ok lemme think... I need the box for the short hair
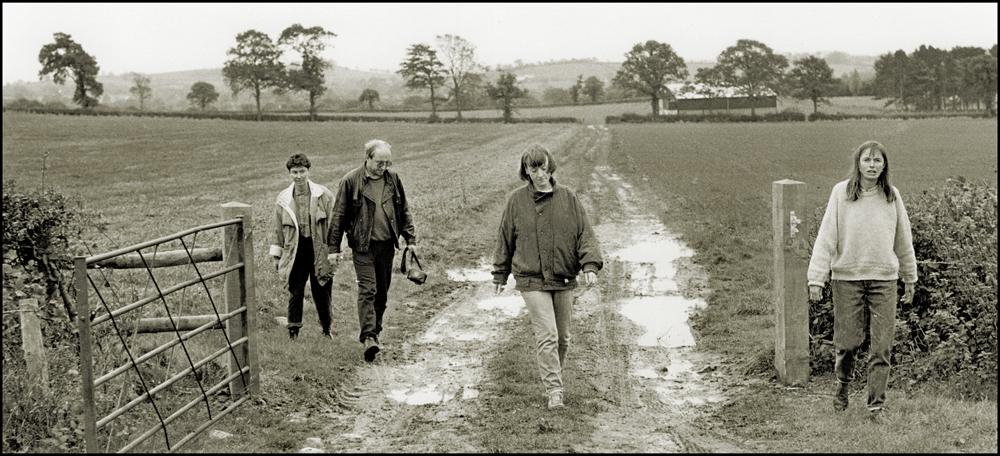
[518,144,556,182]
[846,140,895,203]
[365,139,391,159]
[286,153,310,170]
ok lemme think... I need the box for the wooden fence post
[75,256,97,453]
[772,180,810,386]
[222,202,258,398]
[19,298,49,395]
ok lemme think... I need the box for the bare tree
[436,34,484,120]
[129,73,152,111]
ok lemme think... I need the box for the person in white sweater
[807,140,917,423]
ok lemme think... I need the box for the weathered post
[75,256,97,453]
[772,180,810,386]
[222,202,259,398]
[19,298,49,395]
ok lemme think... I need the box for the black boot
[833,380,849,411]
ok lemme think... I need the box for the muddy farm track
[271,126,756,453]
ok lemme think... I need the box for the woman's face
[527,158,551,187]
[858,148,885,183]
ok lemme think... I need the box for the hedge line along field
[608,118,998,360]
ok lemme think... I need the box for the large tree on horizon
[705,39,788,116]
[222,29,284,121]
[186,81,220,111]
[398,43,446,120]
[485,72,527,123]
[612,40,688,116]
[37,32,104,108]
[276,24,336,121]
[788,56,838,114]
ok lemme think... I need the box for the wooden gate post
[19,298,49,395]
[772,180,810,386]
[75,256,97,453]
[222,202,259,398]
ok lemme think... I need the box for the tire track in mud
[289,125,750,453]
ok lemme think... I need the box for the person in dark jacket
[330,140,418,362]
[492,143,603,409]
[270,153,339,340]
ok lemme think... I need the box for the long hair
[518,143,557,182]
[846,140,894,203]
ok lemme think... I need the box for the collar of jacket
[276,179,325,208]
[348,165,399,202]
[526,177,558,199]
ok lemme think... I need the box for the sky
[3,2,997,84]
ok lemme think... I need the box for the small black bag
[401,246,427,285]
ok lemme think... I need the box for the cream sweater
[808,180,918,287]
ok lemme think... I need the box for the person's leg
[832,280,866,382]
[352,248,378,343]
[522,290,562,396]
[286,237,311,334]
[832,280,866,410]
[308,267,333,335]
[865,280,897,412]
[371,241,395,340]
[552,290,574,369]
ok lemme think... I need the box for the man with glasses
[330,139,418,362]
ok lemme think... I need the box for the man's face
[365,146,392,178]
[289,166,310,185]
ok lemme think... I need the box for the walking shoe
[547,390,565,409]
[869,408,888,423]
[288,327,299,340]
[322,329,334,341]
[833,381,849,412]
[363,337,380,362]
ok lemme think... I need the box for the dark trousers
[353,240,395,343]
[832,279,896,411]
[287,235,332,331]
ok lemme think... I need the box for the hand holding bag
[401,245,427,285]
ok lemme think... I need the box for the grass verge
[608,120,997,453]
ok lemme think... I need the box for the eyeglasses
[370,160,393,169]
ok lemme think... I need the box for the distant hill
[3,52,876,111]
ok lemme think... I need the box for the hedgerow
[0,107,579,124]
[3,179,97,452]
[807,177,997,400]
[606,110,807,123]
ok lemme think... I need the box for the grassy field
[4,112,996,452]
[608,119,997,452]
[2,111,581,452]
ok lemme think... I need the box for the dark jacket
[493,179,603,291]
[330,165,416,254]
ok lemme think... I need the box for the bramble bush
[3,179,96,452]
[807,177,997,400]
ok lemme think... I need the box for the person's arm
[493,196,516,293]
[322,187,341,262]
[270,202,285,270]
[808,187,840,300]
[328,177,350,256]
[393,173,417,249]
[893,187,917,304]
[573,193,603,284]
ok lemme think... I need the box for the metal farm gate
[72,203,258,452]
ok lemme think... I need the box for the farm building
[659,83,777,116]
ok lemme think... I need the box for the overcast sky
[3,2,997,84]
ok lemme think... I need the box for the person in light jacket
[493,144,604,410]
[270,154,339,341]
[808,140,917,423]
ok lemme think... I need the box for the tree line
[33,31,998,120]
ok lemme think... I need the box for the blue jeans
[352,240,395,343]
[522,290,573,394]
[832,280,896,411]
